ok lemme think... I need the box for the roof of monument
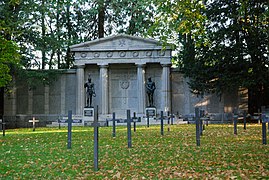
[70,34,171,52]
[71,34,172,65]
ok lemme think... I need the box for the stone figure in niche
[84,74,96,107]
[146,77,156,107]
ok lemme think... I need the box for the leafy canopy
[0,36,20,87]
[150,0,268,98]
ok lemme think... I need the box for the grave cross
[170,114,175,125]
[106,112,123,137]
[127,110,132,148]
[233,114,238,135]
[195,108,200,146]
[167,111,170,132]
[112,112,116,137]
[158,111,172,135]
[243,111,247,130]
[28,117,39,131]
[131,112,141,132]
[91,106,101,171]
[0,119,6,136]
[67,110,72,149]
[261,114,268,145]
[146,111,150,127]
[160,111,164,136]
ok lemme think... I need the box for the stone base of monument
[145,107,157,118]
[83,107,94,125]
[47,115,83,127]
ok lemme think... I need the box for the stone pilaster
[4,78,16,116]
[161,64,171,112]
[44,85,49,114]
[60,75,66,114]
[136,63,146,114]
[28,87,33,115]
[99,64,109,114]
[76,65,85,115]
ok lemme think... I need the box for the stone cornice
[74,50,170,60]
[72,34,172,66]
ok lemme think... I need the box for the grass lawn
[0,123,268,179]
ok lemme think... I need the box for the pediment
[70,34,167,52]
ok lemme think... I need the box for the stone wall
[171,69,241,116]
[3,68,244,128]
[3,70,77,128]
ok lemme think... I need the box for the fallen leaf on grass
[113,172,121,179]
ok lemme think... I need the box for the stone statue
[84,74,96,107]
[146,77,156,107]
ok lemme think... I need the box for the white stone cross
[29,117,39,131]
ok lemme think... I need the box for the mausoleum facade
[3,34,245,128]
[71,34,172,118]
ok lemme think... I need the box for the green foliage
[149,0,206,47]
[1,0,156,70]
[0,124,268,179]
[0,36,20,87]
[151,0,268,98]
[16,69,63,89]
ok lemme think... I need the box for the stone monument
[84,74,96,108]
[71,34,172,118]
[145,77,157,118]
[83,74,95,123]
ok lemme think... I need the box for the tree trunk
[98,0,105,38]
[56,0,61,69]
[66,1,72,68]
[41,0,46,69]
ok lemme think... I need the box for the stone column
[28,87,33,115]
[99,64,109,114]
[44,85,49,114]
[60,75,66,114]
[136,63,146,114]
[161,64,171,112]
[7,85,17,116]
[76,65,85,115]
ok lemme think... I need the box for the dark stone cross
[167,111,170,132]
[261,114,268,145]
[195,107,200,146]
[243,111,247,130]
[84,106,107,171]
[158,111,173,135]
[67,110,72,149]
[132,112,137,132]
[233,114,238,135]
[112,112,116,137]
[146,111,150,127]
[200,114,209,131]
[0,118,6,136]
[90,106,104,171]
[160,111,164,136]
[199,110,204,136]
[158,111,172,135]
[106,112,121,137]
[127,110,132,148]
[28,117,39,131]
[170,113,175,125]
[131,112,141,132]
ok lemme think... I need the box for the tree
[151,0,268,113]
[0,36,20,87]
[0,0,21,87]
[2,0,156,71]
